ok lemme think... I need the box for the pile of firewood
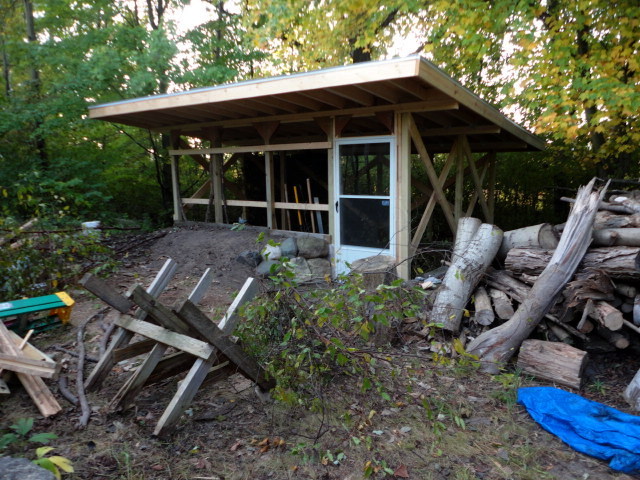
[428,179,640,410]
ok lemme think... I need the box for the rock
[280,237,298,258]
[0,457,56,480]
[261,244,282,261]
[297,237,328,259]
[256,260,281,277]
[307,258,332,279]
[236,250,262,268]
[289,257,312,281]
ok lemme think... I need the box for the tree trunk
[467,178,607,373]
[22,0,47,168]
[505,246,640,279]
[517,339,587,390]
[498,223,559,258]
[433,221,503,333]
[452,217,481,262]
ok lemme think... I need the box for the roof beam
[390,79,439,100]
[157,98,460,133]
[326,85,375,106]
[248,96,301,114]
[357,82,404,104]
[421,125,501,137]
[277,92,326,110]
[170,141,331,156]
[299,90,347,109]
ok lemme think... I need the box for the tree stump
[350,255,398,345]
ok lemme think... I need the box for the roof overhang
[89,56,545,153]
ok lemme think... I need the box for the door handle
[335,201,339,213]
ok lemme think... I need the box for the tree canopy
[0,0,637,228]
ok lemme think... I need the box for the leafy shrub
[0,418,73,479]
[0,219,114,298]
[237,263,427,407]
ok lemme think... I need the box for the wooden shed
[89,55,544,279]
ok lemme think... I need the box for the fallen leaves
[394,463,410,478]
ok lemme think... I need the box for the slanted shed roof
[89,56,544,153]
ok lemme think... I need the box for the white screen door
[334,136,395,274]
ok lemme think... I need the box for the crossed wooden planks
[81,262,270,436]
[0,321,61,416]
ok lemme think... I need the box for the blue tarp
[517,386,640,474]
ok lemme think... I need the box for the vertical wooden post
[265,151,276,229]
[169,131,184,222]
[279,151,287,229]
[454,137,465,223]
[327,117,335,240]
[487,151,497,224]
[212,153,223,223]
[203,127,223,223]
[395,112,411,280]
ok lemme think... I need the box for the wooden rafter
[170,141,331,156]
[422,125,501,137]
[157,98,459,133]
[300,89,347,109]
[357,82,404,104]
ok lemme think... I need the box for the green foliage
[238,263,426,406]
[33,447,74,480]
[0,218,114,298]
[0,418,58,451]
[0,417,73,479]
[491,370,525,408]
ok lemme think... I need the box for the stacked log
[427,182,640,399]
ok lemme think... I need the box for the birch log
[505,246,640,279]
[451,217,481,262]
[498,223,559,258]
[624,369,640,411]
[467,178,607,373]
[433,220,503,333]
[473,286,494,326]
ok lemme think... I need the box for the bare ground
[1,223,639,480]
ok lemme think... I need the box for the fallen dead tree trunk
[505,246,640,279]
[432,219,503,333]
[467,178,607,373]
